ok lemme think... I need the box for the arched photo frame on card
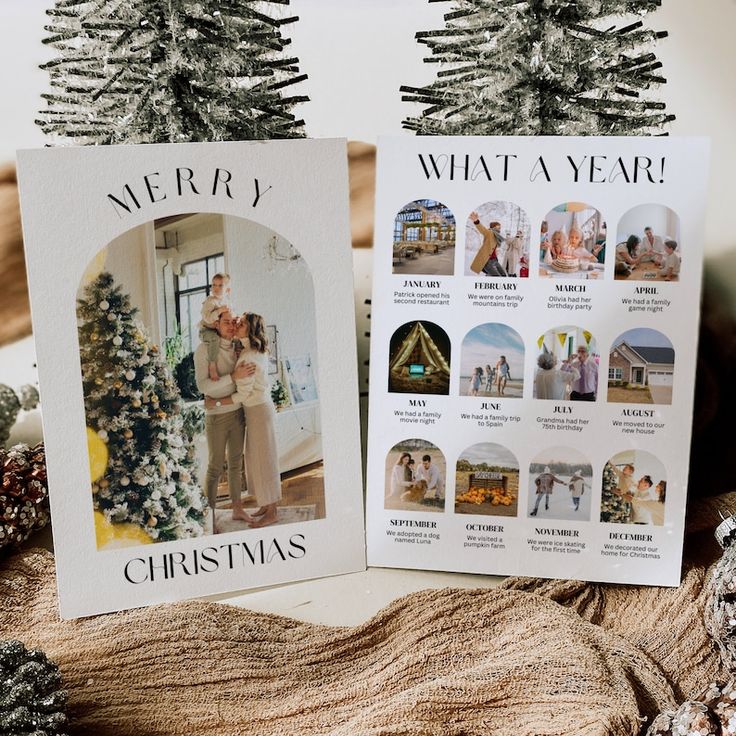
[17,139,365,618]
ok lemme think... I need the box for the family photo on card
[17,140,365,617]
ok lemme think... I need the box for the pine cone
[0,640,69,736]
[0,443,49,551]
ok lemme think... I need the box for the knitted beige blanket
[1,494,733,736]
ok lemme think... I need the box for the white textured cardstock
[17,139,365,618]
[366,135,709,587]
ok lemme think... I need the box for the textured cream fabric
[1,549,678,735]
[2,498,734,735]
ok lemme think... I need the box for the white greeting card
[17,139,365,618]
[366,136,709,587]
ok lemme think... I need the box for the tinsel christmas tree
[0,640,68,736]
[38,0,309,144]
[599,461,631,524]
[78,272,206,542]
[402,0,674,136]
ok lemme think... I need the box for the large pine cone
[0,443,49,551]
[0,639,68,736]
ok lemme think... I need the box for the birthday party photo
[538,202,606,279]
[79,213,325,550]
[533,325,600,402]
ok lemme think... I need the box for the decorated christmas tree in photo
[599,461,631,524]
[78,272,207,543]
[402,0,674,136]
[38,0,309,144]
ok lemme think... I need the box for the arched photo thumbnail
[528,447,593,521]
[385,439,446,512]
[608,328,674,405]
[393,199,456,275]
[388,321,451,395]
[534,326,599,402]
[600,450,666,526]
[539,202,606,279]
[465,200,530,278]
[454,443,519,517]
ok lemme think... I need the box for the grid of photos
[384,439,446,512]
[460,323,524,398]
[392,199,456,276]
[608,328,675,405]
[465,201,530,277]
[615,204,681,282]
[539,202,606,279]
[600,450,666,526]
[80,213,325,550]
[534,326,600,401]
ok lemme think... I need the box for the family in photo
[527,448,593,521]
[460,323,524,399]
[615,204,681,282]
[385,439,446,512]
[465,201,530,278]
[80,212,326,550]
[539,203,606,279]
[600,450,666,526]
[195,282,282,532]
[534,327,599,401]
[468,357,511,396]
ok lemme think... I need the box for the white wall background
[2,0,735,262]
[223,214,318,368]
[617,205,680,244]
[96,225,156,334]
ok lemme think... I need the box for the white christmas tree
[38,0,309,143]
[78,272,207,541]
[402,0,674,136]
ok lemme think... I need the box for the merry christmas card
[17,139,365,618]
[366,135,709,587]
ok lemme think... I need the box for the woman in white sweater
[207,312,282,528]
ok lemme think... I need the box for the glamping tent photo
[388,321,451,395]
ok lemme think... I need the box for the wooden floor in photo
[207,461,326,534]
[615,261,679,282]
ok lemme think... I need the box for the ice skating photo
[608,328,675,405]
[600,450,666,526]
[527,447,593,521]
[79,213,326,550]
[539,202,606,279]
[614,204,681,282]
[465,201,530,278]
[459,323,524,398]
[384,439,446,513]
[454,443,519,518]
[392,199,456,276]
